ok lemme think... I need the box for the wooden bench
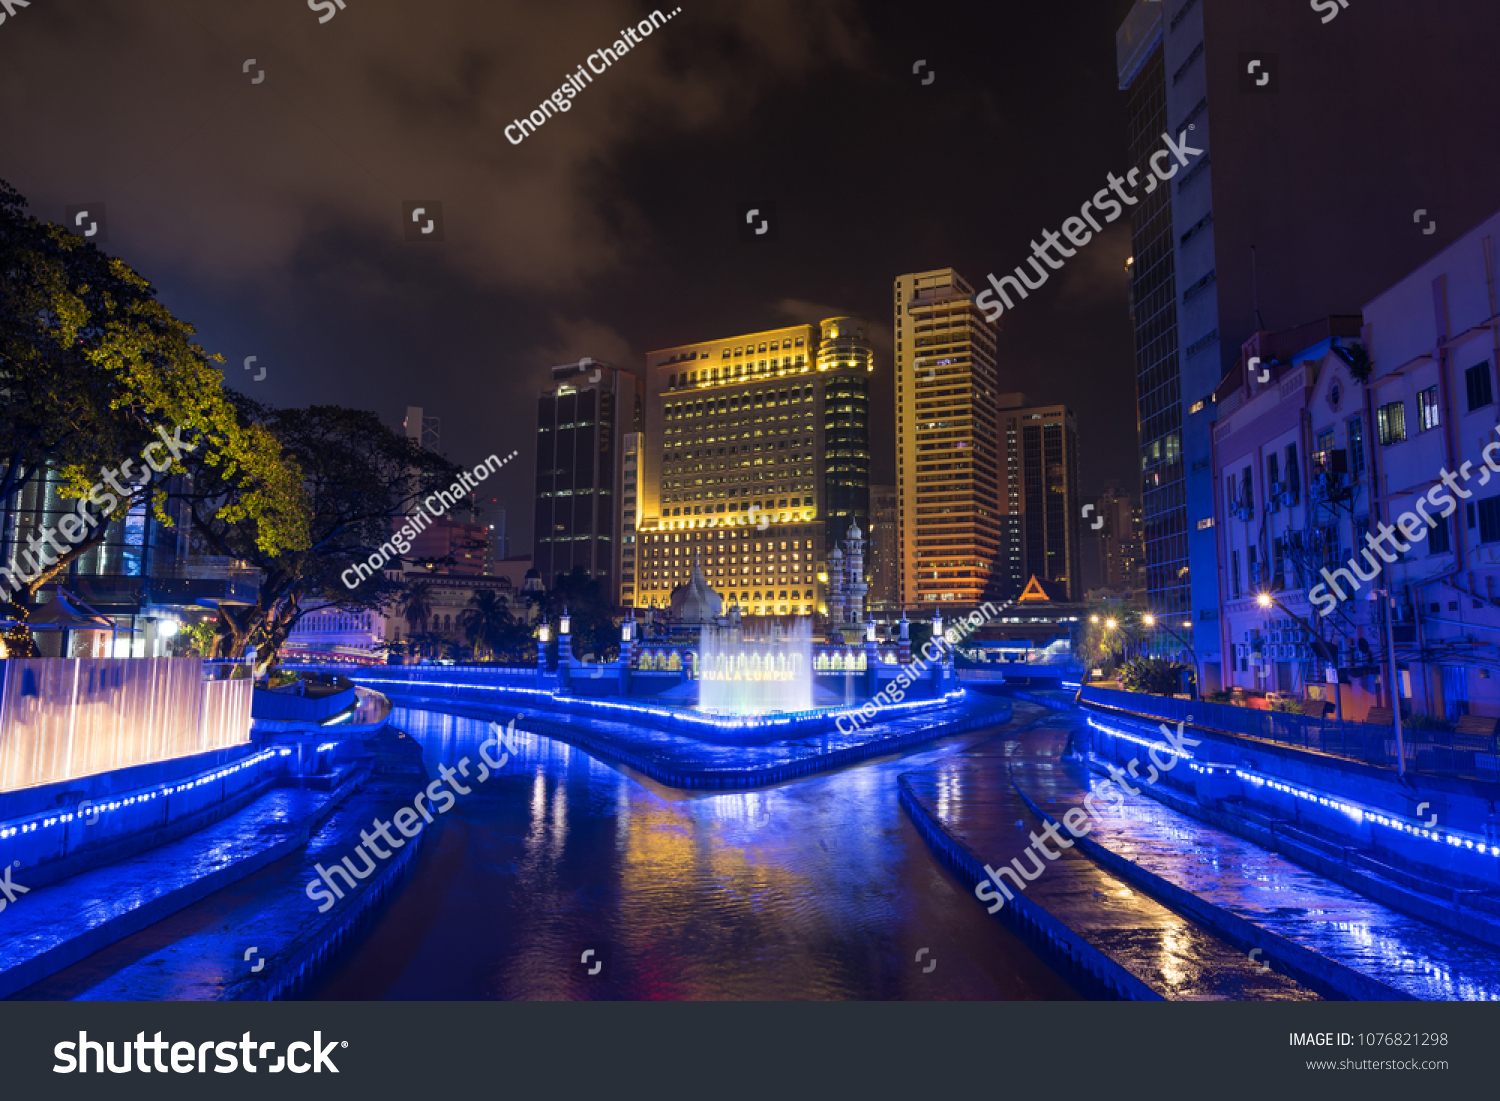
[1365,706,1393,726]
[1300,700,1332,719]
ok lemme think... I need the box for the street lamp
[1255,590,1343,721]
[1143,611,1200,699]
[1370,588,1407,777]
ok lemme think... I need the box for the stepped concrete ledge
[11,728,429,1001]
[0,772,362,1000]
[1008,733,1500,1001]
[383,690,1010,790]
[899,716,1318,1001]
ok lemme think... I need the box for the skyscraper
[1113,0,1500,688]
[632,318,874,616]
[867,483,899,612]
[1012,401,1082,601]
[533,361,642,603]
[894,268,1002,613]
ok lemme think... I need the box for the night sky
[1,0,1142,554]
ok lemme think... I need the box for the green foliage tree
[1119,655,1190,696]
[460,589,523,661]
[171,402,463,665]
[0,179,310,654]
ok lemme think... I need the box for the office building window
[1376,401,1406,446]
[1348,415,1365,475]
[1466,362,1493,411]
[1479,496,1500,545]
[1418,385,1440,431]
[1429,514,1451,555]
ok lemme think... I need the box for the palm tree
[399,581,434,653]
[459,590,512,661]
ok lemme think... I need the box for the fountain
[697,618,814,715]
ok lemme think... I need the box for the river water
[307,704,1080,1000]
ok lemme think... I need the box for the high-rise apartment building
[533,362,642,603]
[619,431,641,606]
[1013,402,1082,601]
[1095,480,1144,591]
[895,268,1002,612]
[1113,0,1500,689]
[632,318,874,616]
[867,484,899,612]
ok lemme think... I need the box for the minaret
[827,544,847,625]
[844,519,867,625]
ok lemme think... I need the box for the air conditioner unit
[1279,488,1298,508]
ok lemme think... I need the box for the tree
[171,402,463,665]
[459,589,513,660]
[539,566,618,663]
[1119,656,1190,696]
[0,179,310,654]
[1078,598,1147,671]
[399,579,435,639]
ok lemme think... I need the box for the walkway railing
[1078,686,1500,784]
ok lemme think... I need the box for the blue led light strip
[1087,715,1499,856]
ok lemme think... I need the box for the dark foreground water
[307,705,1080,1000]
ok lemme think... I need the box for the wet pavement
[1007,728,1500,1001]
[900,720,1319,1001]
[0,785,338,997]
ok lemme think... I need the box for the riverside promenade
[899,707,1317,1001]
[904,697,1500,1000]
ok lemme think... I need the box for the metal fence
[1078,686,1500,783]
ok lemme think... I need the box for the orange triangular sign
[1018,575,1050,603]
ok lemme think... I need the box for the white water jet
[697,619,814,715]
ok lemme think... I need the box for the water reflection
[307,707,1078,1001]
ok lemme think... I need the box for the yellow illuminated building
[895,268,1003,612]
[632,318,875,616]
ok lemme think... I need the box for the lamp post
[1370,587,1406,777]
[1142,613,1200,699]
[537,622,550,671]
[1256,590,1345,721]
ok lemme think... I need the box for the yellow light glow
[1105,618,1117,629]
[1256,593,1273,608]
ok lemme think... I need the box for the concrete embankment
[1080,695,1500,950]
[898,715,1318,1002]
[1000,712,1500,1000]
[3,728,427,1002]
[380,688,1009,789]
